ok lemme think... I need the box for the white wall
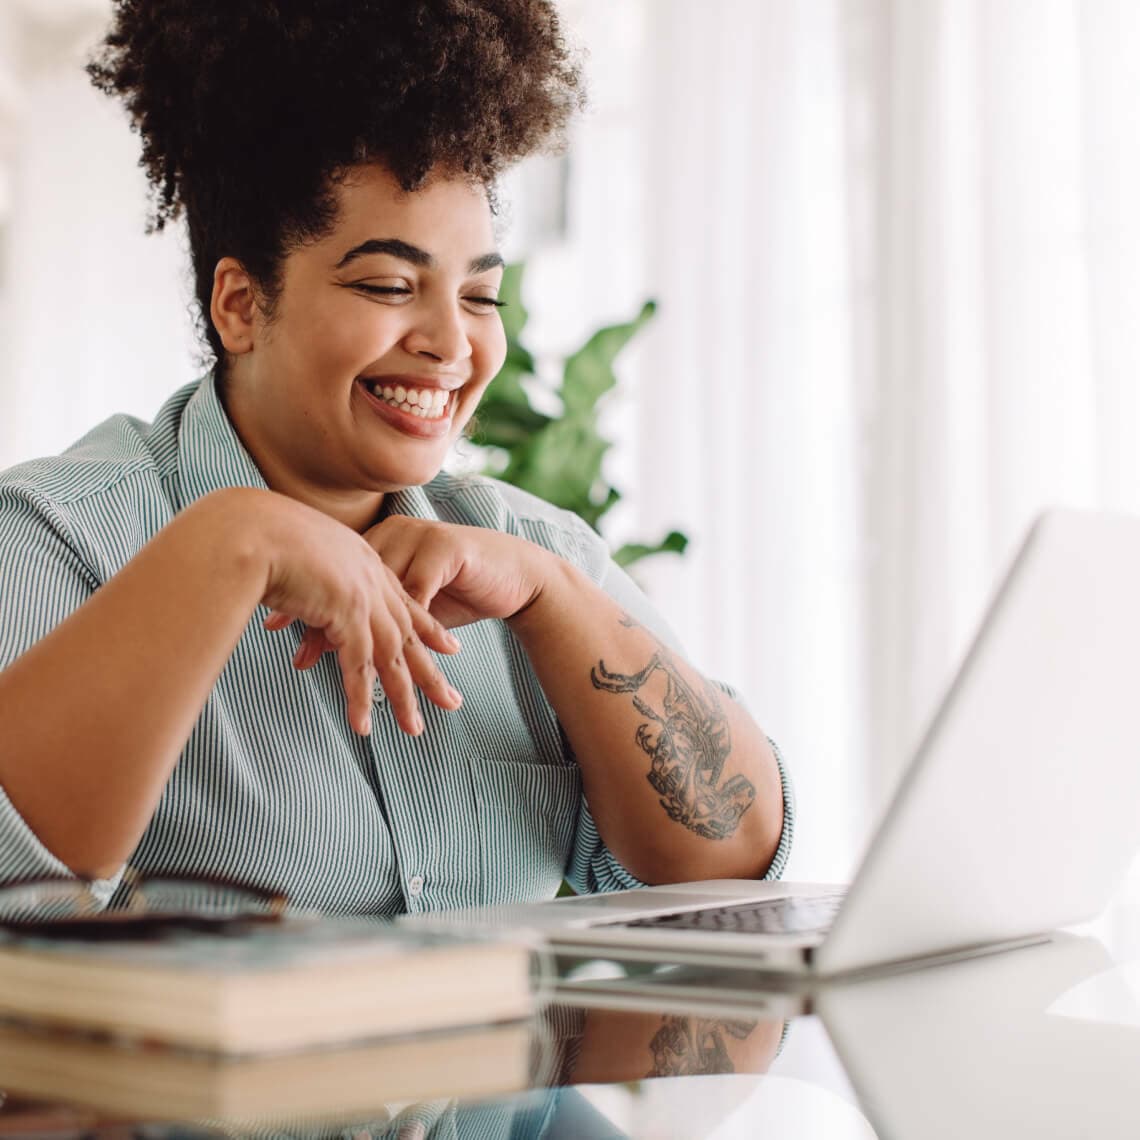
[0,1,197,470]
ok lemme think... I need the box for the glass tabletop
[5,878,1140,1139]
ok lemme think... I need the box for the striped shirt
[0,373,793,912]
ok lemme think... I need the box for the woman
[0,0,792,914]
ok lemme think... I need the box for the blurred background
[2,0,1140,881]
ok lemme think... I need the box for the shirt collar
[176,370,270,510]
[380,482,439,522]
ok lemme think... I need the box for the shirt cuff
[763,735,796,880]
[566,793,648,895]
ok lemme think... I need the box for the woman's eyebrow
[336,238,430,269]
[335,238,503,275]
[468,252,505,274]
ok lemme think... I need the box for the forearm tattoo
[646,1016,758,1078]
[590,616,756,838]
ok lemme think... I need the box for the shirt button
[372,678,386,703]
[407,874,425,898]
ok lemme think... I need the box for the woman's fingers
[333,625,377,737]
[371,602,462,729]
[293,625,330,669]
[408,596,462,656]
[263,532,462,735]
[366,518,458,612]
[400,550,449,610]
[372,630,424,736]
[403,634,463,711]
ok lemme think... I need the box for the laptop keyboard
[600,891,846,936]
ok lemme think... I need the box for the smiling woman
[216,169,510,524]
[0,0,793,917]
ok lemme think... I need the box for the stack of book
[0,915,543,1129]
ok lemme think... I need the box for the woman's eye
[354,284,412,298]
[351,283,505,311]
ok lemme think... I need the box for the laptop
[400,509,1140,978]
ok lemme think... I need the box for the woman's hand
[255,494,464,737]
[361,516,557,629]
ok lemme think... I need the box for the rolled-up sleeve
[0,482,124,897]
[565,793,648,895]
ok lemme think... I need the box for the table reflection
[0,1000,790,1139]
[5,929,1140,1138]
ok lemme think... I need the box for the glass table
[4,876,1140,1138]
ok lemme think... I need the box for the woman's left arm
[364,516,786,886]
[507,555,785,885]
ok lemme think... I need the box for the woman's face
[222,164,507,528]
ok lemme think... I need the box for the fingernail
[446,630,461,649]
[413,711,425,735]
[448,685,463,706]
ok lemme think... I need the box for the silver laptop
[401,509,1140,978]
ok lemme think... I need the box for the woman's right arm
[0,487,461,881]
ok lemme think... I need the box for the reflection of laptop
[402,510,1140,977]
[817,931,1140,1138]
[553,932,1140,1138]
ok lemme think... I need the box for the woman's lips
[355,378,455,439]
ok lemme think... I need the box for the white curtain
[628,0,865,880]
[856,0,1140,811]
[623,0,1140,877]
[5,0,1140,880]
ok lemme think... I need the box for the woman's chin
[365,451,449,492]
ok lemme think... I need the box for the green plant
[470,263,688,568]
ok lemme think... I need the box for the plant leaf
[578,485,622,532]
[498,263,530,345]
[502,418,611,517]
[561,300,657,417]
[614,530,689,568]
[482,354,535,411]
[470,398,552,449]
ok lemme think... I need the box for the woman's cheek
[300,295,384,363]
[484,323,508,375]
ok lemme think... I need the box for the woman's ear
[210,257,258,354]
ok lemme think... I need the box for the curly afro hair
[88,0,583,364]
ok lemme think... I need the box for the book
[0,916,538,1054]
[0,1018,538,1127]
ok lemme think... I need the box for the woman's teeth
[368,382,450,419]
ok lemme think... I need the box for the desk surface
[6,878,1140,1138]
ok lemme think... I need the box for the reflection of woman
[0,0,793,912]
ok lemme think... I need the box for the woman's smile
[354,375,458,440]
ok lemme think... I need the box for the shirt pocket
[466,756,581,906]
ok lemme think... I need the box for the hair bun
[87,0,583,361]
[89,0,583,230]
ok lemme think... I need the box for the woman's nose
[403,300,471,365]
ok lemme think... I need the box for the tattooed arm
[563,1008,784,1086]
[508,557,786,884]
